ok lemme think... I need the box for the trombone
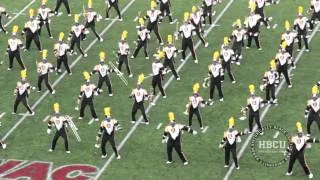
[109,61,128,86]
[65,115,81,142]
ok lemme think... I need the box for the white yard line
[1,0,137,142]
[202,126,209,133]
[272,24,277,29]
[88,119,95,125]
[94,0,236,179]
[42,115,50,122]
[223,23,320,180]
[4,0,36,27]
[156,123,162,130]
[0,112,6,127]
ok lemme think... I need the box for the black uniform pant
[297,31,309,50]
[160,3,173,22]
[307,112,320,135]
[287,152,311,175]
[163,58,179,79]
[265,84,275,101]
[225,144,238,167]
[152,75,165,96]
[232,41,242,61]
[195,27,206,45]
[14,95,33,113]
[182,37,197,60]
[54,0,71,14]
[147,22,163,43]
[310,12,320,30]
[101,133,119,156]
[247,31,261,48]
[202,5,212,24]
[133,40,148,58]
[222,61,235,81]
[9,51,25,69]
[39,20,52,37]
[0,15,6,32]
[188,107,202,127]
[80,98,98,119]
[97,75,112,94]
[248,110,262,132]
[57,54,71,73]
[85,22,101,40]
[277,65,291,85]
[106,2,121,18]
[70,36,85,56]
[38,74,53,92]
[255,8,269,27]
[131,102,148,122]
[210,76,223,99]
[51,129,69,151]
[285,43,294,56]
[167,139,187,163]
[25,32,42,51]
[118,55,131,75]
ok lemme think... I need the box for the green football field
[1,0,320,179]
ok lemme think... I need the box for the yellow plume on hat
[42,0,47,5]
[193,83,200,93]
[53,103,60,113]
[156,51,165,60]
[151,0,157,9]
[29,9,34,17]
[236,18,241,28]
[104,107,111,116]
[296,122,303,132]
[139,18,144,25]
[229,117,235,128]
[167,34,173,44]
[298,6,303,15]
[74,14,80,22]
[285,20,290,31]
[184,12,189,22]
[137,73,145,84]
[281,41,287,50]
[224,37,229,45]
[192,6,197,13]
[21,70,27,79]
[42,49,48,59]
[312,85,319,95]
[213,51,220,60]
[99,51,105,61]
[83,71,90,81]
[168,112,175,122]
[249,84,255,94]
[249,2,256,12]
[12,25,19,34]
[270,59,276,69]
[121,30,128,40]
[88,0,93,8]
[59,32,64,41]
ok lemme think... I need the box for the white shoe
[177,77,180,81]
[183,162,189,165]
[306,49,310,52]
[236,62,240,66]
[99,38,104,42]
[260,132,264,135]
[288,85,292,88]
[130,55,135,59]
[11,112,16,115]
[204,42,209,48]
[129,74,133,78]
[51,90,55,94]
[131,121,136,124]
[145,121,149,125]
[224,165,229,168]
[232,81,236,84]
[200,127,204,130]
[105,18,110,20]
[236,166,240,170]
[267,26,271,29]
[94,118,99,121]
[7,68,12,71]
[50,36,53,39]
[160,42,164,46]
[166,161,172,164]
[69,73,72,76]
[68,14,71,17]
[163,96,167,99]
[83,54,88,57]
[119,18,123,22]
[219,98,224,102]
[145,56,149,60]
[109,93,113,97]
[78,117,83,120]
[194,60,198,64]
[101,154,107,158]
[297,49,301,52]
[30,112,35,116]
[309,173,313,179]
[66,151,71,154]
[48,149,53,152]
[117,155,121,159]
[246,46,250,49]
[258,48,263,51]
[286,172,292,176]
[2,144,6,149]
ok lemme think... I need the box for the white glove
[2,144,6,149]
[304,115,308,119]
[67,37,71,41]
[193,131,197,135]
[75,107,79,111]
[94,144,100,148]
[161,139,167,144]
[219,144,224,149]
[47,129,51,134]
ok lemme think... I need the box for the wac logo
[0,159,98,180]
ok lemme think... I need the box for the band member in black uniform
[105,0,122,21]
[151,51,166,98]
[95,107,121,159]
[12,70,35,115]
[275,41,293,88]
[285,122,318,179]
[202,0,216,25]
[309,0,320,30]
[68,14,87,57]
[7,26,25,70]
[230,19,246,65]
[37,50,55,94]
[22,9,42,52]
[245,3,262,50]
[187,83,206,129]
[54,32,72,75]
[144,0,163,44]
[304,85,320,136]
[131,18,150,59]
[294,6,310,52]
[0,6,11,33]
[220,37,236,83]
[190,6,208,47]
[37,0,54,38]
[162,112,197,165]
[208,51,224,102]
[254,0,272,28]
[54,0,71,16]
[84,0,103,42]
[262,59,279,104]
[281,20,297,57]
[117,30,132,77]
[163,34,180,80]
[47,103,70,153]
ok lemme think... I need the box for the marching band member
[96,107,121,159]
[202,0,216,25]
[285,122,318,179]
[242,84,265,134]
[275,41,293,88]
[162,112,197,165]
[37,50,55,94]
[105,0,122,21]
[84,0,103,42]
[163,34,180,80]
[230,19,246,65]
[188,83,206,129]
[117,30,133,77]
[179,12,197,63]
[245,3,262,50]
[47,103,70,153]
[0,6,11,33]
[77,71,100,121]
[304,85,320,136]
[22,9,42,52]
[254,0,272,28]
[152,51,166,98]
[294,6,310,52]
[68,14,87,57]
[208,51,224,102]
[54,0,71,16]
[54,32,72,75]
[263,59,279,104]
[190,6,208,47]
[219,117,247,169]
[12,70,34,115]
[7,26,25,71]
[37,0,54,38]
[129,74,149,124]
[158,0,176,24]
[144,1,163,44]
[281,20,297,57]
[309,0,320,30]
[220,37,236,83]
[131,18,150,59]
[91,52,114,96]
